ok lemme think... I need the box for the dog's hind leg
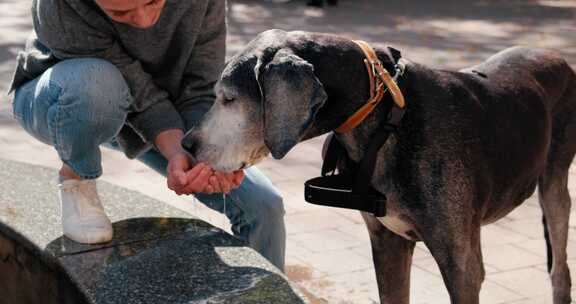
[538,85,576,304]
[539,158,573,304]
[362,213,415,304]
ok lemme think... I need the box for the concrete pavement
[1,0,576,303]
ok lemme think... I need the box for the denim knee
[50,58,131,129]
[253,189,285,224]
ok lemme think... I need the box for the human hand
[166,152,211,195]
[204,170,245,194]
[156,129,214,195]
[231,170,245,187]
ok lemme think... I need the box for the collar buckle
[334,40,407,134]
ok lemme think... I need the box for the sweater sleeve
[33,0,184,142]
[176,0,226,130]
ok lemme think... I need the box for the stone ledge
[0,158,308,303]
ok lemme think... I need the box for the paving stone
[291,228,368,253]
[495,218,549,240]
[504,294,550,304]
[335,223,371,243]
[483,244,546,271]
[293,248,373,275]
[352,244,374,260]
[515,238,576,260]
[332,208,367,224]
[286,209,356,234]
[286,241,316,267]
[279,191,326,214]
[503,203,543,221]
[415,241,430,252]
[481,224,531,246]
[410,266,451,303]
[412,245,434,261]
[302,268,380,304]
[488,268,552,299]
[479,281,525,304]
[286,261,329,285]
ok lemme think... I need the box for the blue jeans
[12,58,286,270]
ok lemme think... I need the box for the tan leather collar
[335,40,406,134]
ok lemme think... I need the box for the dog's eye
[223,97,235,104]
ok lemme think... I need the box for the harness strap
[352,107,404,194]
[304,41,408,217]
[335,40,406,134]
[321,134,346,176]
[305,175,387,216]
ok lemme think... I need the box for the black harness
[304,47,406,217]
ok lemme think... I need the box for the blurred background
[1,0,575,303]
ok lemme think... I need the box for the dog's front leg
[362,212,415,304]
[421,217,485,304]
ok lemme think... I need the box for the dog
[182,29,576,303]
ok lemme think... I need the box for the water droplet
[221,193,227,228]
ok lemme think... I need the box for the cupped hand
[180,163,214,194]
[204,170,245,194]
[231,170,245,187]
[166,152,212,195]
[166,150,246,195]
[166,152,190,195]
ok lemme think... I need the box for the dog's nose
[181,134,199,156]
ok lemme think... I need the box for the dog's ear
[255,49,327,159]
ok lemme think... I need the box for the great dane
[182,29,576,303]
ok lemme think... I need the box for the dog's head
[182,30,328,171]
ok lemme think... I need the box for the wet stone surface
[0,159,308,303]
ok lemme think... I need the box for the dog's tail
[543,215,553,273]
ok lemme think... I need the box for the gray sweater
[10,0,226,158]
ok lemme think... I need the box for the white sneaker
[59,179,113,244]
